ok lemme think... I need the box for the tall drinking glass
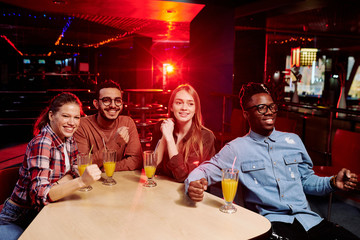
[103,150,117,186]
[143,150,157,187]
[220,168,239,213]
[78,153,93,192]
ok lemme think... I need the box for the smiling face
[171,89,196,125]
[244,93,276,136]
[49,103,81,141]
[93,87,123,121]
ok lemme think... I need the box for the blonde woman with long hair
[153,84,215,182]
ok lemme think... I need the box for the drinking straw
[154,140,160,152]
[231,156,237,173]
[102,138,108,151]
[89,144,93,158]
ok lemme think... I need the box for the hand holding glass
[103,150,117,186]
[143,150,157,187]
[78,153,93,191]
[220,168,239,213]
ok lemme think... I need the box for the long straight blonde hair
[168,84,205,162]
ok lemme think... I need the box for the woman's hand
[49,165,102,202]
[160,118,175,141]
[80,164,102,186]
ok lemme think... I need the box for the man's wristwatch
[330,175,338,189]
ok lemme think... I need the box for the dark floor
[308,194,360,238]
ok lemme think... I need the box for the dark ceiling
[1,0,359,55]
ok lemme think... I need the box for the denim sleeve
[184,143,237,194]
[295,134,333,195]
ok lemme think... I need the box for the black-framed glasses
[99,97,123,107]
[245,103,278,114]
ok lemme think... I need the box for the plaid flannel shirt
[11,124,78,211]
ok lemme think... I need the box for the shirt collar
[43,124,74,147]
[249,128,279,142]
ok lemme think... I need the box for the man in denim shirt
[185,82,359,240]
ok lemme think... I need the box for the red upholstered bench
[0,166,20,211]
[0,143,27,170]
[313,129,360,219]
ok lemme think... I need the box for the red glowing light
[165,64,174,73]
[162,63,175,89]
[1,35,23,56]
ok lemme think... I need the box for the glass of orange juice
[103,150,117,186]
[220,168,239,213]
[77,153,93,192]
[143,150,157,187]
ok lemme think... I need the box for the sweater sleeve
[73,119,91,155]
[202,130,216,161]
[166,129,216,182]
[115,117,143,171]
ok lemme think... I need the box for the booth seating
[313,129,360,220]
[274,116,297,133]
[214,108,248,148]
[0,166,20,211]
[0,143,27,170]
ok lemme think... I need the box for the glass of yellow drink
[77,153,93,191]
[220,168,239,213]
[103,150,117,186]
[143,150,157,187]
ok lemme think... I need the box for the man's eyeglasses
[99,97,123,107]
[245,103,278,114]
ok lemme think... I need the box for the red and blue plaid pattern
[11,124,78,210]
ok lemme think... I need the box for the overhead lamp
[291,47,318,67]
[300,48,318,66]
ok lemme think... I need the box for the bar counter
[19,170,271,240]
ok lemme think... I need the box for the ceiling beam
[235,0,330,18]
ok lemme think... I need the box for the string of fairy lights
[54,17,74,46]
[2,12,68,20]
[1,10,147,56]
[268,36,314,45]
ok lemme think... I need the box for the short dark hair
[95,80,122,99]
[239,82,271,110]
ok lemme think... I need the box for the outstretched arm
[48,164,101,202]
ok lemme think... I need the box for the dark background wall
[233,14,266,108]
[188,4,235,132]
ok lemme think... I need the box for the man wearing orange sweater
[74,80,142,171]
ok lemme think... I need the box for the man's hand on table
[188,178,208,202]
